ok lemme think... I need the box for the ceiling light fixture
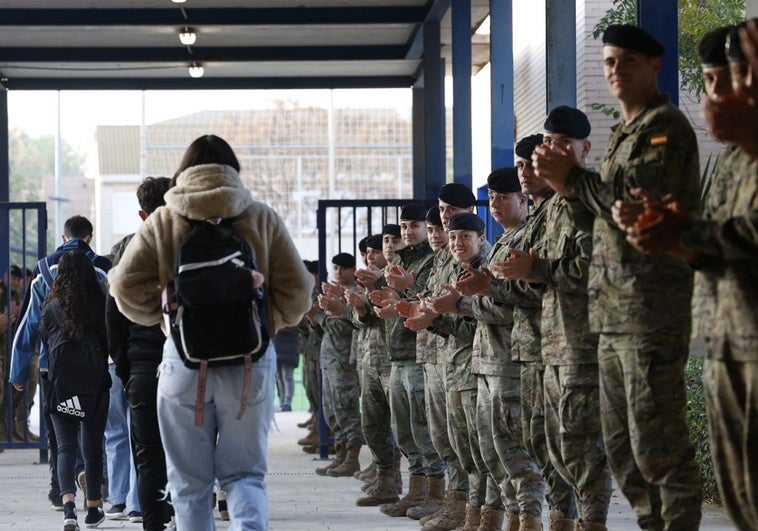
[188,62,204,78]
[171,0,187,4]
[179,27,197,46]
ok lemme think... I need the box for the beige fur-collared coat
[108,163,313,334]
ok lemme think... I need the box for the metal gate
[1,201,48,461]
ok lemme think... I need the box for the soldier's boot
[355,461,377,481]
[503,511,520,531]
[379,474,427,517]
[315,444,345,476]
[361,475,377,493]
[548,509,574,531]
[519,512,543,531]
[393,456,403,495]
[355,470,400,506]
[327,444,361,477]
[418,486,451,525]
[451,504,481,531]
[298,427,320,447]
[575,521,606,531]
[477,505,505,531]
[405,475,445,520]
[297,413,316,428]
[421,489,467,530]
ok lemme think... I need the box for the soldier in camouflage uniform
[532,24,703,530]
[297,260,324,450]
[313,253,362,477]
[369,206,444,518]
[534,107,611,530]
[615,26,758,531]
[455,167,546,531]
[490,135,577,531]
[348,234,402,506]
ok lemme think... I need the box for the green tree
[593,0,746,99]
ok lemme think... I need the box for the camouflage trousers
[521,362,577,518]
[447,385,499,507]
[424,362,466,490]
[361,362,399,471]
[598,333,702,530]
[704,350,758,531]
[389,360,445,476]
[303,355,320,414]
[477,373,545,516]
[544,364,611,524]
[321,359,363,447]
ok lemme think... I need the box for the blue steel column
[490,0,515,168]
[412,86,427,200]
[452,0,472,188]
[423,20,446,201]
[546,0,577,109]
[638,0,678,106]
[0,88,9,280]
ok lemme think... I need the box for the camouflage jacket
[298,286,323,362]
[352,277,391,369]
[565,94,700,335]
[459,223,525,377]
[682,148,758,360]
[315,282,358,367]
[530,194,597,365]
[416,246,452,364]
[386,240,435,362]
[490,193,553,363]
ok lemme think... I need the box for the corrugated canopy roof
[0,0,490,91]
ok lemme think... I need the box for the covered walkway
[0,411,733,530]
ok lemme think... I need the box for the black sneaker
[50,494,64,511]
[105,503,126,519]
[128,511,143,523]
[62,501,78,531]
[84,506,105,528]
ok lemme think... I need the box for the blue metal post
[423,21,446,201]
[0,88,9,283]
[452,0,472,188]
[490,0,515,168]
[546,0,577,110]
[638,0,678,106]
[412,86,427,200]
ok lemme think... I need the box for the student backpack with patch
[162,217,271,426]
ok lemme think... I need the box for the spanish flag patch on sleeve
[649,133,667,146]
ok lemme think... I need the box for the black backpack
[164,217,270,369]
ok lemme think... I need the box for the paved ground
[0,411,734,530]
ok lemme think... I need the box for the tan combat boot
[478,505,505,531]
[405,475,445,520]
[355,470,400,506]
[315,444,345,476]
[519,512,543,531]
[354,460,377,481]
[576,521,607,531]
[503,511,520,531]
[297,426,320,447]
[326,443,361,477]
[548,509,574,531]
[297,413,315,428]
[379,474,427,517]
[421,489,467,530]
[452,504,481,531]
[418,485,452,525]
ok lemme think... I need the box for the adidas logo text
[57,396,85,418]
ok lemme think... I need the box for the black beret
[400,203,428,221]
[438,183,476,208]
[303,260,318,274]
[699,26,732,67]
[358,236,369,254]
[544,106,591,139]
[10,264,23,278]
[602,24,665,57]
[382,223,401,238]
[332,252,355,269]
[726,24,746,62]
[425,205,442,227]
[365,234,383,251]
[515,134,544,159]
[487,167,521,194]
[447,212,485,233]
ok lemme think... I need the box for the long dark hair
[46,250,104,340]
[170,134,240,186]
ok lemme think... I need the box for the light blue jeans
[105,365,140,513]
[157,338,275,531]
